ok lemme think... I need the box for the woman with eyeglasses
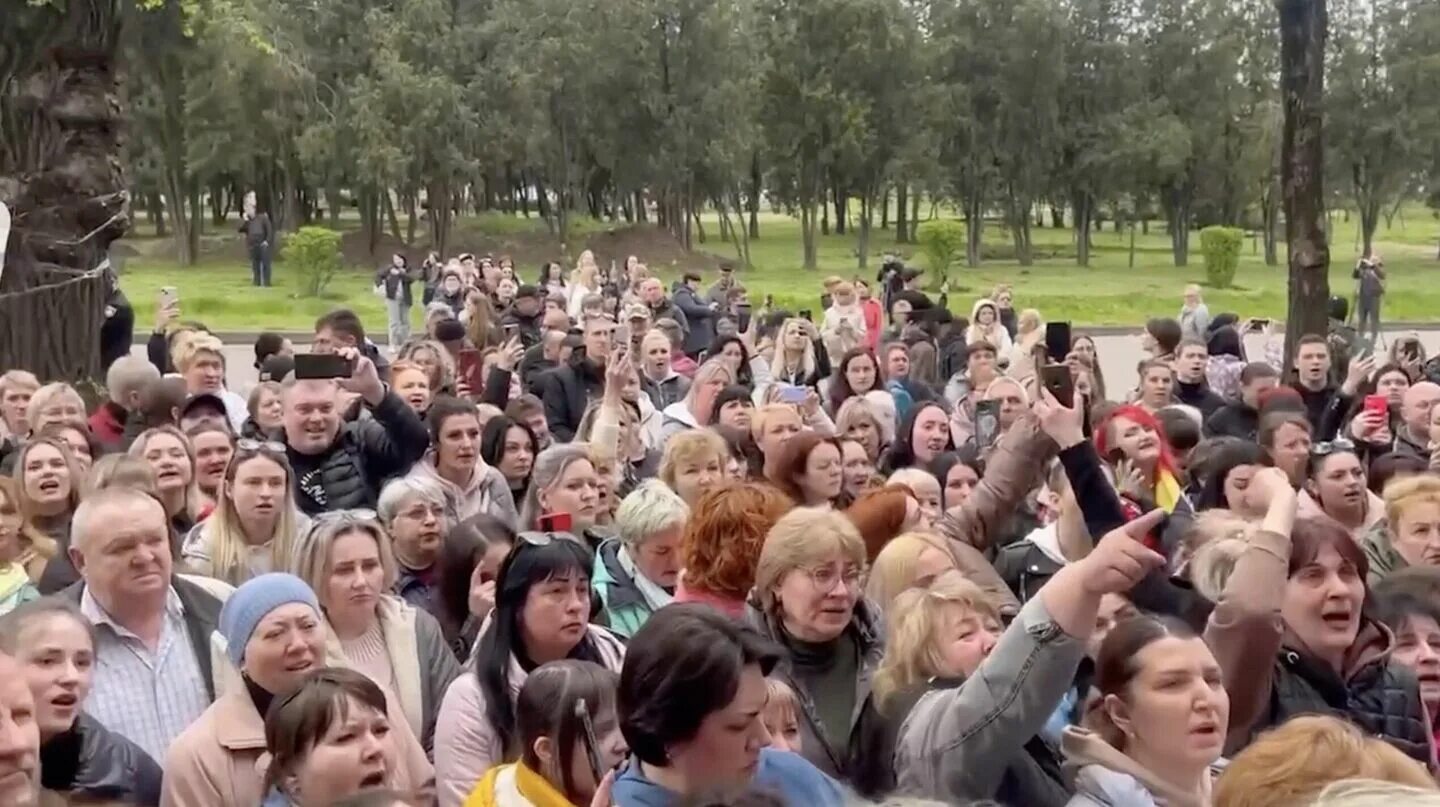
[163,574,430,806]
[377,476,450,614]
[1299,439,1383,542]
[1207,466,1432,764]
[434,533,626,807]
[291,511,463,757]
[746,508,880,782]
[181,439,307,587]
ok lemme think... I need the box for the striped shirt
[81,585,212,764]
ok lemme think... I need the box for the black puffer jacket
[1268,631,1432,764]
[533,356,604,443]
[41,712,163,805]
[286,390,429,515]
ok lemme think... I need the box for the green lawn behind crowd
[114,207,1440,334]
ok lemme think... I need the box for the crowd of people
[1,247,1439,807]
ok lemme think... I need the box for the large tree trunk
[1073,190,1094,267]
[1279,0,1331,371]
[0,0,128,381]
[895,184,909,245]
[963,191,984,267]
[748,152,761,239]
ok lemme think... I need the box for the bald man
[1396,381,1440,459]
[0,652,42,806]
[61,488,222,764]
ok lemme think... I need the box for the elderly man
[172,333,247,433]
[0,651,43,807]
[1395,382,1440,459]
[89,356,159,448]
[281,347,428,514]
[62,488,221,765]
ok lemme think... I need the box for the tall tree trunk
[857,193,873,270]
[404,190,418,245]
[820,192,830,237]
[1073,191,1093,267]
[833,182,846,236]
[147,192,167,237]
[383,190,402,243]
[909,192,920,243]
[1051,206,1064,229]
[964,192,984,267]
[895,184,909,244]
[880,186,890,230]
[428,179,453,258]
[1279,0,1331,371]
[1262,181,1281,266]
[748,152,761,239]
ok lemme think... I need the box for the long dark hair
[879,401,951,474]
[435,515,516,653]
[709,336,755,388]
[516,660,619,803]
[827,348,880,415]
[1196,442,1270,512]
[929,446,983,510]
[481,415,538,495]
[475,535,602,757]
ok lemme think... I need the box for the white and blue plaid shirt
[80,585,212,764]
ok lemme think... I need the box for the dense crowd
[1,248,1440,807]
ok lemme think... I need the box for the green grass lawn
[115,207,1440,332]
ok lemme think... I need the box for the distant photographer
[1353,254,1386,345]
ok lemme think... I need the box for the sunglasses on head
[1310,438,1356,458]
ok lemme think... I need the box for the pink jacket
[433,625,626,807]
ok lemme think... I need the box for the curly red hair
[844,484,915,561]
[681,481,793,599]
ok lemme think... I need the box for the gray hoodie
[1061,727,1219,807]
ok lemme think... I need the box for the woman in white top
[182,439,307,587]
[289,510,463,756]
[566,252,600,319]
[966,298,1014,354]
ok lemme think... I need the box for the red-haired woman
[1094,404,1194,556]
[672,481,792,618]
[763,431,844,509]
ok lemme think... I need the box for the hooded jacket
[592,537,671,639]
[42,712,163,806]
[406,451,519,525]
[965,299,1013,354]
[1061,727,1220,807]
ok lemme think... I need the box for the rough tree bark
[1279,0,1331,372]
[0,0,128,382]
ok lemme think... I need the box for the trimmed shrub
[917,219,967,285]
[284,227,343,297]
[1200,226,1243,289]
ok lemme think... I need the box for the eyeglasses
[1310,438,1356,458]
[804,564,866,592]
[236,438,286,454]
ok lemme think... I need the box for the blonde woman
[0,477,50,607]
[749,507,880,781]
[772,318,822,388]
[290,510,463,755]
[128,425,204,535]
[25,382,85,434]
[14,436,83,593]
[658,359,734,442]
[0,370,39,439]
[399,339,457,395]
[658,429,728,507]
[836,396,887,461]
[181,439,307,586]
[1004,308,1045,381]
[892,513,1169,805]
[567,255,600,320]
[865,531,960,615]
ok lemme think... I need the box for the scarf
[618,545,673,612]
[1154,468,1183,514]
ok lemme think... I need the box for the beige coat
[160,684,432,807]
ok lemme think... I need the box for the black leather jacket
[42,712,164,805]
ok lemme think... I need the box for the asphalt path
[135,326,1440,400]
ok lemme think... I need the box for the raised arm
[1203,468,1295,750]
[943,410,1057,553]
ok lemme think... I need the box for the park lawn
[116,208,1440,332]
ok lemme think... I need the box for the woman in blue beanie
[161,573,433,806]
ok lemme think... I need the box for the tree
[1279,0,1332,369]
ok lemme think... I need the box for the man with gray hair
[60,487,222,763]
[89,355,159,449]
[592,479,689,638]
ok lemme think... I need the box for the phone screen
[975,400,1001,449]
[1045,322,1072,364]
[778,384,809,405]
[457,348,484,392]
[293,353,354,380]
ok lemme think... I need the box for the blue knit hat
[219,573,321,668]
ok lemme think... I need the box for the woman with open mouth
[261,668,415,807]
[1094,404,1195,555]
[180,439,307,587]
[163,573,430,807]
[0,599,161,805]
[291,512,462,758]
[128,425,205,543]
[406,396,516,524]
[15,436,81,594]
[1207,466,1432,764]
[434,533,625,807]
[0,478,47,609]
[1299,440,1384,543]
[185,422,235,518]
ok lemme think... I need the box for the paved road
[137,327,1440,400]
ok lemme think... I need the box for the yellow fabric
[463,762,576,807]
[1154,469,1182,514]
